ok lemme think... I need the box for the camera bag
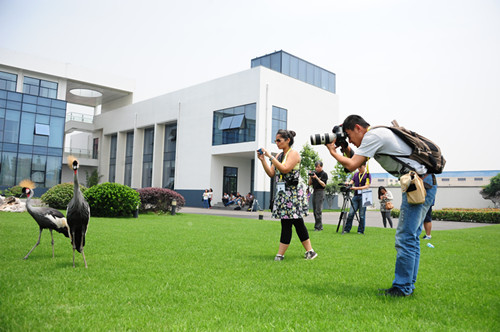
[376,120,446,174]
[400,171,426,204]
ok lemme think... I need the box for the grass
[0,211,499,331]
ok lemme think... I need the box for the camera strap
[278,149,292,182]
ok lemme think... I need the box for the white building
[86,51,340,207]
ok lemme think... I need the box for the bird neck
[73,171,81,196]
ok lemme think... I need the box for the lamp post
[171,199,177,216]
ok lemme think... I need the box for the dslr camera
[308,171,316,177]
[310,125,348,148]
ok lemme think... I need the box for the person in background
[308,161,328,231]
[344,163,371,234]
[222,192,230,206]
[378,186,394,228]
[245,192,254,211]
[422,200,434,240]
[257,129,317,261]
[202,189,210,208]
[208,188,213,209]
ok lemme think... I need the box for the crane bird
[66,156,90,268]
[20,179,70,260]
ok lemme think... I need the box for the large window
[23,77,58,99]
[271,106,287,143]
[0,71,17,92]
[163,123,177,189]
[109,134,117,183]
[124,132,134,187]
[0,89,66,187]
[212,103,256,146]
[251,51,336,93]
[142,127,154,188]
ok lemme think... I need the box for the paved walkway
[179,207,494,230]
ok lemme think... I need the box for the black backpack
[376,120,446,174]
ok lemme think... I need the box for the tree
[480,173,500,207]
[85,169,103,188]
[324,162,352,208]
[299,143,321,184]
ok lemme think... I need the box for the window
[441,178,450,182]
[23,77,58,99]
[163,123,177,189]
[223,167,238,195]
[142,127,154,188]
[251,51,336,93]
[0,71,17,91]
[92,138,99,159]
[35,123,50,136]
[271,106,287,143]
[109,134,117,183]
[474,177,483,181]
[212,103,256,146]
[124,132,134,187]
[458,178,466,182]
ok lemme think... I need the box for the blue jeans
[393,174,437,295]
[345,194,366,233]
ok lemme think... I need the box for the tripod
[250,198,262,212]
[336,190,360,234]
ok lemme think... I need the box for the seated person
[245,192,254,207]
[222,192,230,206]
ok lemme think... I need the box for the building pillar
[152,123,165,188]
[131,128,144,188]
[115,131,126,184]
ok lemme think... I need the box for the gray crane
[20,179,70,260]
[66,156,91,268]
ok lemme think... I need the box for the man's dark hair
[342,115,370,131]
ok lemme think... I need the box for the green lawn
[1,211,499,331]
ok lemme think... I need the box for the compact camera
[310,125,348,147]
[257,148,264,155]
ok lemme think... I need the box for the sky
[1,0,499,173]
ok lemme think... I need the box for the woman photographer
[257,129,317,261]
[378,186,394,228]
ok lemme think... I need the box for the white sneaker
[423,235,432,240]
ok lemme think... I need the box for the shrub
[137,187,185,213]
[41,182,88,209]
[390,208,500,224]
[84,182,140,217]
[2,185,23,198]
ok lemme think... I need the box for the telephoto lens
[310,133,336,145]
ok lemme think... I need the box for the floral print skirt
[272,183,309,219]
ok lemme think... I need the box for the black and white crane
[20,179,70,260]
[66,156,90,268]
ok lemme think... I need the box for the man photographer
[308,161,328,231]
[324,115,437,297]
[344,163,371,235]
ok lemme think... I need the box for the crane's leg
[50,229,55,258]
[81,249,88,268]
[80,230,87,268]
[71,231,76,268]
[24,228,43,260]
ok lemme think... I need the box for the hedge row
[390,208,500,224]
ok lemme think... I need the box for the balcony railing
[66,112,93,123]
[63,147,95,159]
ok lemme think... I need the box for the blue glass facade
[251,51,336,93]
[212,103,256,146]
[271,106,287,143]
[0,89,66,188]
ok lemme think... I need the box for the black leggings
[280,218,310,245]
